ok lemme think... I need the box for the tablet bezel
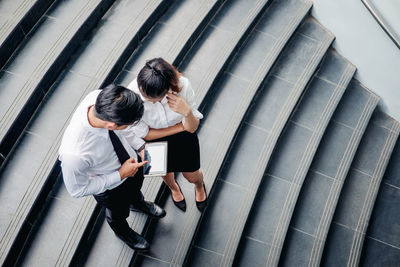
[143,141,168,177]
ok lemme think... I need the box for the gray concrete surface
[312,0,400,121]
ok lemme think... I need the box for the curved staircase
[0,0,398,266]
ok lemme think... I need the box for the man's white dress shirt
[59,90,145,198]
[127,76,203,138]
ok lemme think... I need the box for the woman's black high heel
[171,182,186,212]
[195,183,208,212]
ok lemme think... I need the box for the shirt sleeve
[129,120,149,139]
[122,124,147,150]
[181,77,203,120]
[60,153,121,198]
[127,78,138,91]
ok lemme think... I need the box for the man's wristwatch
[138,144,145,152]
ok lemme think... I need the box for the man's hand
[118,158,148,180]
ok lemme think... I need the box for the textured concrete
[312,0,400,121]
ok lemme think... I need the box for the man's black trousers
[93,170,144,238]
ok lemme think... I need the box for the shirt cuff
[192,109,204,119]
[108,170,122,185]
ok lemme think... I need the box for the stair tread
[67,0,153,79]
[280,80,379,267]
[0,0,54,66]
[0,0,165,265]
[135,0,313,265]
[187,17,335,267]
[0,0,107,162]
[0,0,35,40]
[0,0,398,266]
[116,0,219,83]
[361,137,400,266]
[323,111,400,266]
[234,49,354,266]
[9,0,222,266]
[81,1,224,266]
[18,176,96,267]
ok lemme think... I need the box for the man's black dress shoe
[118,230,150,251]
[171,183,186,212]
[195,183,208,212]
[131,201,166,218]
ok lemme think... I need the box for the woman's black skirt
[152,131,200,173]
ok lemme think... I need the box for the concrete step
[133,0,313,266]
[233,47,354,267]
[187,17,334,267]
[116,0,224,83]
[80,1,225,266]
[0,1,398,266]
[16,174,102,267]
[0,0,114,167]
[0,0,55,67]
[0,1,169,266]
[280,80,379,267]
[360,137,400,266]
[322,111,400,266]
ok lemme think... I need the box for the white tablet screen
[143,142,167,177]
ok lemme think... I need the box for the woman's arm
[182,111,199,133]
[144,122,184,141]
[167,92,200,133]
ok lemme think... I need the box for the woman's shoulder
[178,76,191,93]
[127,78,140,93]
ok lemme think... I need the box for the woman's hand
[167,91,199,133]
[167,91,191,117]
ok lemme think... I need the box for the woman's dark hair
[95,84,144,126]
[137,57,181,98]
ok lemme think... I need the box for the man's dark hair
[95,84,144,126]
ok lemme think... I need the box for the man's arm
[61,154,148,198]
[60,154,121,198]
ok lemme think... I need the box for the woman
[128,57,207,212]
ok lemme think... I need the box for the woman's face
[139,88,166,103]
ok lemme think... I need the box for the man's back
[59,90,123,198]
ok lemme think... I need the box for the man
[59,84,165,251]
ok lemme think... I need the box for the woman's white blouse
[127,76,203,138]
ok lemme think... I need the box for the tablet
[143,141,168,177]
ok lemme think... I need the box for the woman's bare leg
[161,172,184,201]
[182,169,206,202]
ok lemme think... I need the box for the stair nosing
[307,92,380,266]
[0,0,165,264]
[0,0,36,40]
[160,1,314,265]
[0,0,100,135]
[346,119,400,267]
[82,1,227,265]
[265,56,356,266]
[194,0,271,106]
[165,0,217,62]
[11,0,226,265]
[218,22,335,267]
